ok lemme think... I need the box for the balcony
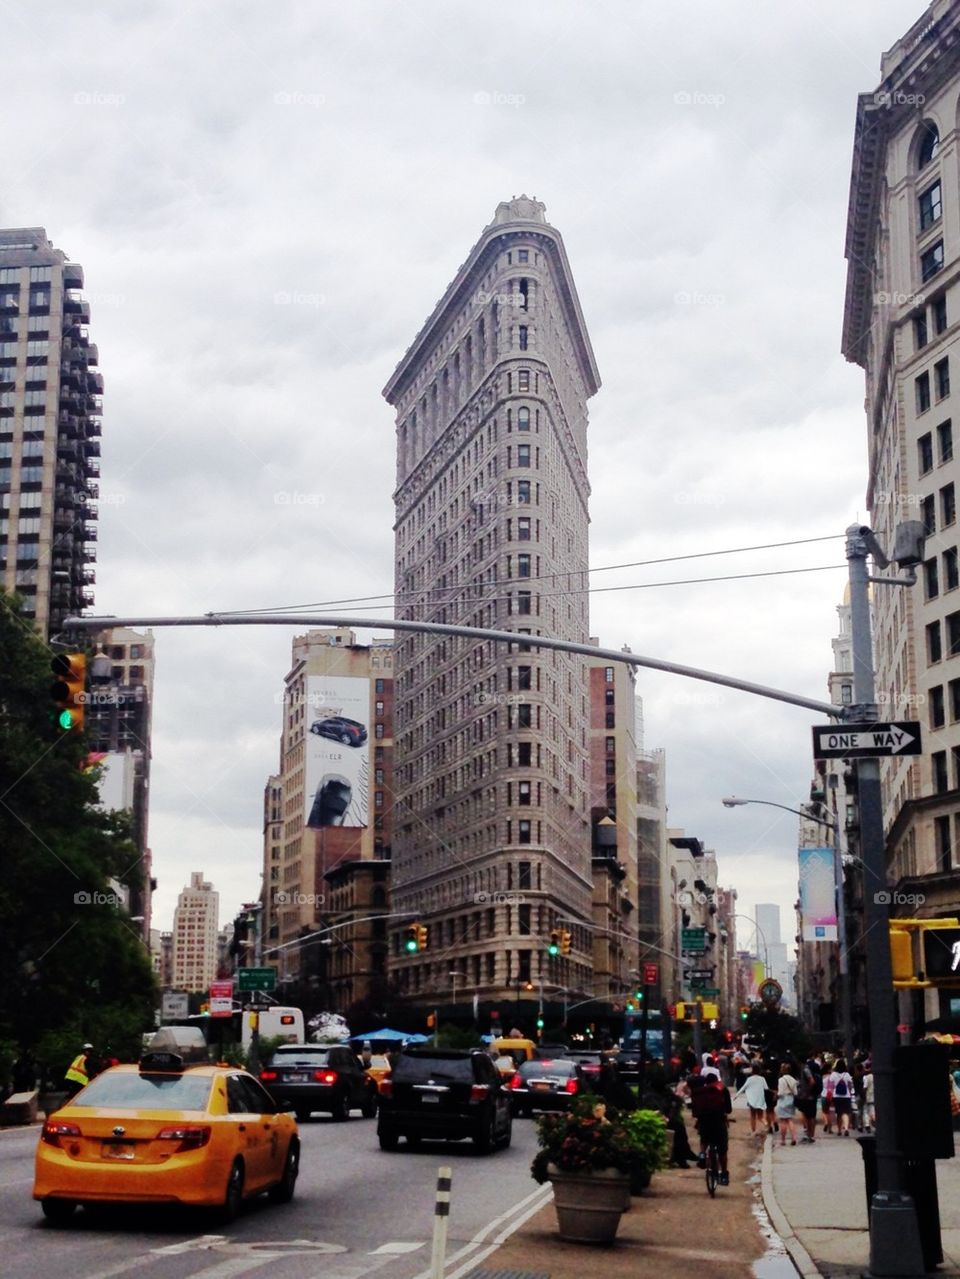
[87,371,104,394]
[81,587,95,606]
[58,414,79,438]
[83,523,97,541]
[82,568,95,585]
[86,343,98,366]
[86,417,102,437]
[86,396,102,415]
[53,511,74,532]
[63,264,84,289]
[84,480,98,498]
[84,439,101,457]
[85,458,100,476]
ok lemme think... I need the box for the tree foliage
[0,592,156,1077]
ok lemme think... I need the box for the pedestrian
[828,1057,855,1136]
[763,1055,780,1134]
[63,1043,94,1099]
[733,1063,768,1137]
[776,1061,799,1146]
[822,1057,836,1134]
[862,1062,875,1133]
[795,1057,821,1143]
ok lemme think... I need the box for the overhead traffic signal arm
[50,651,87,733]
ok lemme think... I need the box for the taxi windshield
[73,1070,213,1111]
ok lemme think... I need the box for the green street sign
[681,928,707,952]
[690,976,708,989]
[701,987,721,998]
[238,967,277,992]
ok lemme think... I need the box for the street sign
[209,980,234,1017]
[642,962,659,985]
[812,721,922,760]
[161,990,189,1020]
[681,928,707,952]
[683,967,714,981]
[237,966,277,993]
[701,987,721,998]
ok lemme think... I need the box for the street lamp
[721,794,853,1068]
[449,970,467,1012]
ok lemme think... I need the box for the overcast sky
[4,1,929,955]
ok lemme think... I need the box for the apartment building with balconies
[0,228,100,637]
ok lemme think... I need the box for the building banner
[303,676,370,828]
[798,846,838,942]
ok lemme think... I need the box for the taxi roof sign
[139,1050,184,1074]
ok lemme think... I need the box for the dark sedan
[259,1045,378,1122]
[507,1058,585,1116]
[377,1048,512,1153]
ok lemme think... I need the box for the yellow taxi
[34,1050,299,1224]
[365,1053,393,1093]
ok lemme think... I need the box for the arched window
[517,406,530,431]
[918,121,940,169]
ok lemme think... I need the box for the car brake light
[259,1069,278,1082]
[42,1121,81,1146]
[314,1069,338,1085]
[157,1125,211,1151]
[564,1078,579,1094]
[379,1079,392,1098]
[508,1073,524,1089]
[469,1084,490,1102]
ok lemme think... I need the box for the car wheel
[295,1108,312,1124]
[333,1091,351,1122]
[218,1159,245,1224]
[361,1089,378,1119]
[310,724,321,734]
[473,1112,496,1154]
[268,1141,299,1204]
[378,1127,399,1151]
[41,1199,76,1225]
[500,1115,513,1149]
[340,733,352,745]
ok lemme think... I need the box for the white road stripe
[411,1183,552,1279]
[441,1189,552,1279]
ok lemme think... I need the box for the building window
[943,483,956,527]
[841,683,853,704]
[947,547,960,591]
[929,620,944,664]
[604,667,615,683]
[919,433,934,473]
[934,751,950,794]
[516,590,532,615]
[517,517,531,541]
[518,781,531,805]
[517,406,530,431]
[517,444,530,466]
[936,814,953,870]
[936,358,951,400]
[922,494,936,535]
[949,611,960,656]
[518,904,531,934]
[950,678,960,721]
[935,295,948,334]
[916,313,929,350]
[605,736,615,752]
[518,326,528,350]
[375,700,384,716]
[518,819,532,844]
[517,552,531,578]
[375,723,384,739]
[517,741,532,766]
[932,685,946,728]
[518,369,530,391]
[917,372,931,413]
[919,181,942,231]
[919,122,940,169]
[517,479,531,503]
[921,240,944,282]
[517,249,529,264]
[375,790,383,808]
[375,678,384,693]
[605,710,615,729]
[925,557,940,599]
[939,420,953,463]
[517,704,532,728]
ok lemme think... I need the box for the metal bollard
[430,1165,452,1279]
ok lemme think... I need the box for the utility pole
[846,522,925,1277]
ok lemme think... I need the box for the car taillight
[379,1079,392,1098]
[314,1069,338,1085]
[508,1073,524,1090]
[259,1069,278,1082]
[469,1084,490,1102]
[42,1121,80,1146]
[564,1078,579,1094]
[157,1125,211,1152]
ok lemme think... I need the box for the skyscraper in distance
[383,196,600,1006]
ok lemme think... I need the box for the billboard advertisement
[303,675,369,829]
[799,846,838,942]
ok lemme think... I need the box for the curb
[760,1138,822,1279]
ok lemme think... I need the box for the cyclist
[691,1070,733,1185]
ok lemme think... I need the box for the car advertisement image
[304,676,369,829]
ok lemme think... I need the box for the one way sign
[812,721,922,760]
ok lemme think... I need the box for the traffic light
[50,652,86,733]
[536,1014,544,1030]
[416,923,428,951]
[426,1012,436,1029]
[890,927,914,983]
[560,929,572,956]
[634,988,644,1004]
[404,924,419,953]
[547,929,561,957]
[739,1006,750,1022]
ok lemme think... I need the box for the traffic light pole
[846,525,925,1277]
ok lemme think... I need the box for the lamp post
[721,796,853,1070]
[450,971,466,1016]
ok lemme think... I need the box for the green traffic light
[635,990,644,1002]
[536,1016,544,1029]
[405,939,418,953]
[58,709,75,731]
[547,943,559,956]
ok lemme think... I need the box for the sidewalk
[761,1126,960,1277]
[473,1117,785,1279]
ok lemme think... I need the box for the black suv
[309,716,368,747]
[259,1044,378,1122]
[377,1048,512,1153]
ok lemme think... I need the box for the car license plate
[101,1142,135,1160]
[286,1073,310,1083]
[421,1092,440,1103]
[533,1082,550,1091]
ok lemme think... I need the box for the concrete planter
[548,1166,629,1243]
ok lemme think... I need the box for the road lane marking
[411,1184,552,1279]
[369,1242,426,1254]
[440,1189,553,1279]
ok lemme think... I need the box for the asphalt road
[0,1110,549,1279]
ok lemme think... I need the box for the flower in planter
[531,1093,663,1185]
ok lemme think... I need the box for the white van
[243,1005,304,1048]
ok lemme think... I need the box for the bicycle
[704,1137,722,1196]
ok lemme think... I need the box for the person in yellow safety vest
[63,1043,94,1098]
